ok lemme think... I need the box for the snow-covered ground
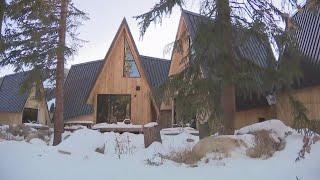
[0,120,319,180]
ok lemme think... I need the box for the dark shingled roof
[181,9,273,68]
[291,5,320,88]
[292,5,320,65]
[63,55,170,121]
[0,77,3,88]
[0,72,30,112]
[140,55,171,88]
[64,60,103,120]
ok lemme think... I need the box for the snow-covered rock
[236,119,293,138]
[57,128,105,155]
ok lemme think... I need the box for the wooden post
[143,123,162,148]
[171,98,175,127]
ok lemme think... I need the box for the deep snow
[0,120,319,180]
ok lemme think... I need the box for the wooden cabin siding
[276,85,320,126]
[24,87,49,125]
[168,17,190,76]
[0,112,22,125]
[89,26,153,125]
[235,107,276,129]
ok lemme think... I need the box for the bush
[246,130,285,159]
[163,148,201,165]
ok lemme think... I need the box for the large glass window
[123,39,140,77]
[97,94,131,123]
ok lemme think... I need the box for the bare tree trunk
[53,0,68,146]
[216,0,236,135]
[0,0,5,35]
[221,85,235,134]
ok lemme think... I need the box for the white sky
[0,0,199,77]
[0,0,305,77]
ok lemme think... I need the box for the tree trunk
[221,85,235,134]
[216,0,236,135]
[53,0,68,146]
[0,0,5,36]
[143,124,162,148]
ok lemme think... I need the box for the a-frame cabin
[63,18,170,125]
[0,72,50,125]
[161,7,320,129]
[160,10,277,129]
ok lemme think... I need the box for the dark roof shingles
[0,72,30,112]
[292,6,320,64]
[140,56,171,88]
[63,60,103,120]
[290,5,320,88]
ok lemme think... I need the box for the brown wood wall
[168,17,190,76]
[276,85,320,126]
[235,107,276,129]
[0,112,22,125]
[87,25,154,125]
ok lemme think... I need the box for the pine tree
[135,0,315,137]
[1,0,87,145]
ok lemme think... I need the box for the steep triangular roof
[86,18,153,103]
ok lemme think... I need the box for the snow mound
[57,128,105,154]
[29,138,47,146]
[144,142,166,161]
[236,119,293,138]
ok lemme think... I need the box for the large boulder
[192,136,246,158]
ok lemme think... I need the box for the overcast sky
[0,0,305,77]
[0,0,199,77]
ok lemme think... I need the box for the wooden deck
[94,127,143,134]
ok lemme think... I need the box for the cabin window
[123,39,140,78]
[22,108,38,123]
[97,94,131,124]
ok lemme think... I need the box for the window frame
[123,37,141,78]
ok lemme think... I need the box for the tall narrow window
[123,39,140,77]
